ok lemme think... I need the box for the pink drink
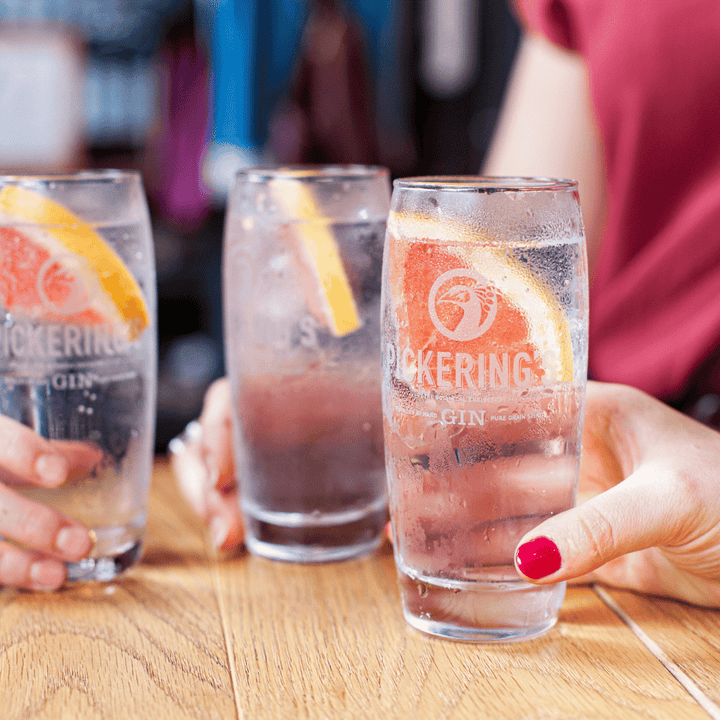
[381,177,588,641]
[384,388,582,636]
[235,370,387,559]
[223,166,391,562]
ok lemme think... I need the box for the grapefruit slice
[387,210,574,387]
[0,185,149,339]
[271,177,361,337]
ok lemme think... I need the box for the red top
[517,0,720,399]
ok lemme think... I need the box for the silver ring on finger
[168,420,202,456]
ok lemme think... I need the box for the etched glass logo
[428,268,497,341]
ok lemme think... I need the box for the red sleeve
[515,0,580,52]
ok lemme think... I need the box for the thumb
[514,463,687,583]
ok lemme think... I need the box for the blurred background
[0,0,520,451]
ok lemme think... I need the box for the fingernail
[172,455,211,516]
[516,536,562,580]
[55,527,91,558]
[35,453,69,486]
[30,560,66,591]
[210,516,229,549]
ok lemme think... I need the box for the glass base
[243,500,387,563]
[66,540,143,583]
[398,568,565,643]
[246,534,385,563]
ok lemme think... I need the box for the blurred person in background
[484,0,720,426]
[481,0,720,600]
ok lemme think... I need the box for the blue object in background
[193,0,306,195]
[194,0,406,196]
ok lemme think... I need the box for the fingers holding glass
[0,543,67,591]
[170,379,243,551]
[197,377,235,492]
[0,415,96,590]
[0,479,94,590]
[0,171,157,583]
[170,421,243,552]
[0,415,71,488]
[514,382,720,607]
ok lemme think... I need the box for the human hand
[0,416,98,591]
[514,381,720,607]
[169,377,243,552]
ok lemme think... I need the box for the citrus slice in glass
[271,177,361,337]
[387,210,574,387]
[0,185,149,340]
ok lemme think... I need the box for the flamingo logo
[428,268,497,341]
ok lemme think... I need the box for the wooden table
[3,460,720,720]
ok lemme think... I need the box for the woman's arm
[483,32,606,275]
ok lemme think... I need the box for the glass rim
[0,169,140,185]
[237,164,389,184]
[393,176,578,192]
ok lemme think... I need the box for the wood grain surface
[602,587,720,718]
[0,460,716,720]
[0,461,235,720]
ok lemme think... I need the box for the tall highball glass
[0,171,157,581]
[381,177,588,641]
[224,165,390,562]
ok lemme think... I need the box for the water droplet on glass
[362,422,371,432]
[78,405,86,413]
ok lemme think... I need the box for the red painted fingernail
[516,536,562,579]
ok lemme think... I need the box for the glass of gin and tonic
[0,171,157,582]
[223,165,391,562]
[381,177,588,641]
